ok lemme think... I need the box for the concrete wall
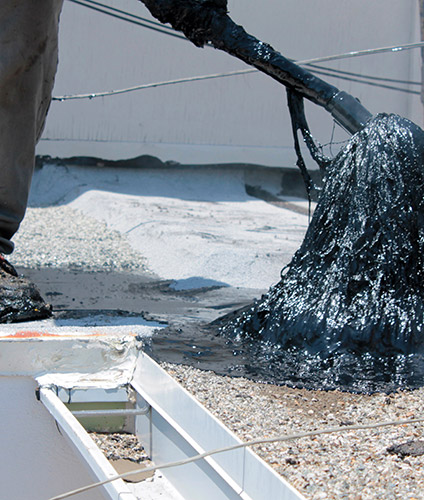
[37,0,422,166]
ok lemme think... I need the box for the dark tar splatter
[217,114,424,392]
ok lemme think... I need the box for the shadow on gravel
[17,265,262,372]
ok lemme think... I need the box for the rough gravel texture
[90,432,151,464]
[13,206,147,273]
[162,363,424,500]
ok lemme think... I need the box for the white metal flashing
[0,335,139,386]
[132,353,305,500]
[40,386,136,500]
[56,386,129,403]
[0,335,305,500]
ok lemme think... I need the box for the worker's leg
[0,0,63,254]
[0,0,63,322]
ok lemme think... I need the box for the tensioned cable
[305,67,420,95]
[66,0,423,87]
[305,62,421,86]
[53,69,258,100]
[68,0,177,32]
[300,40,424,65]
[52,40,424,101]
[48,415,424,500]
[52,66,420,102]
[67,0,187,41]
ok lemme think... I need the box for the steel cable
[52,40,424,101]
[67,0,187,40]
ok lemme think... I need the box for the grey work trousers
[0,0,63,254]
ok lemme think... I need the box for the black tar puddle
[149,323,424,394]
[153,114,424,394]
[17,264,424,394]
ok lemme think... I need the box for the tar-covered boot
[0,256,52,323]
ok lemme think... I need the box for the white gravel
[90,432,151,464]
[162,362,424,500]
[12,205,147,273]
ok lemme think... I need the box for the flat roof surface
[5,162,311,341]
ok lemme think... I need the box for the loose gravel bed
[90,432,151,464]
[162,363,424,500]
[13,206,147,272]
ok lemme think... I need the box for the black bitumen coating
[22,115,424,393]
[218,114,424,392]
[139,0,339,106]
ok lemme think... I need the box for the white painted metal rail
[133,353,305,500]
[40,386,137,500]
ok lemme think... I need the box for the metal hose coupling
[326,91,373,135]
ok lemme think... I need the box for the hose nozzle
[326,91,373,134]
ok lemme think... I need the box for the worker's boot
[0,256,52,323]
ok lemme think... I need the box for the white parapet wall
[37,0,422,166]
